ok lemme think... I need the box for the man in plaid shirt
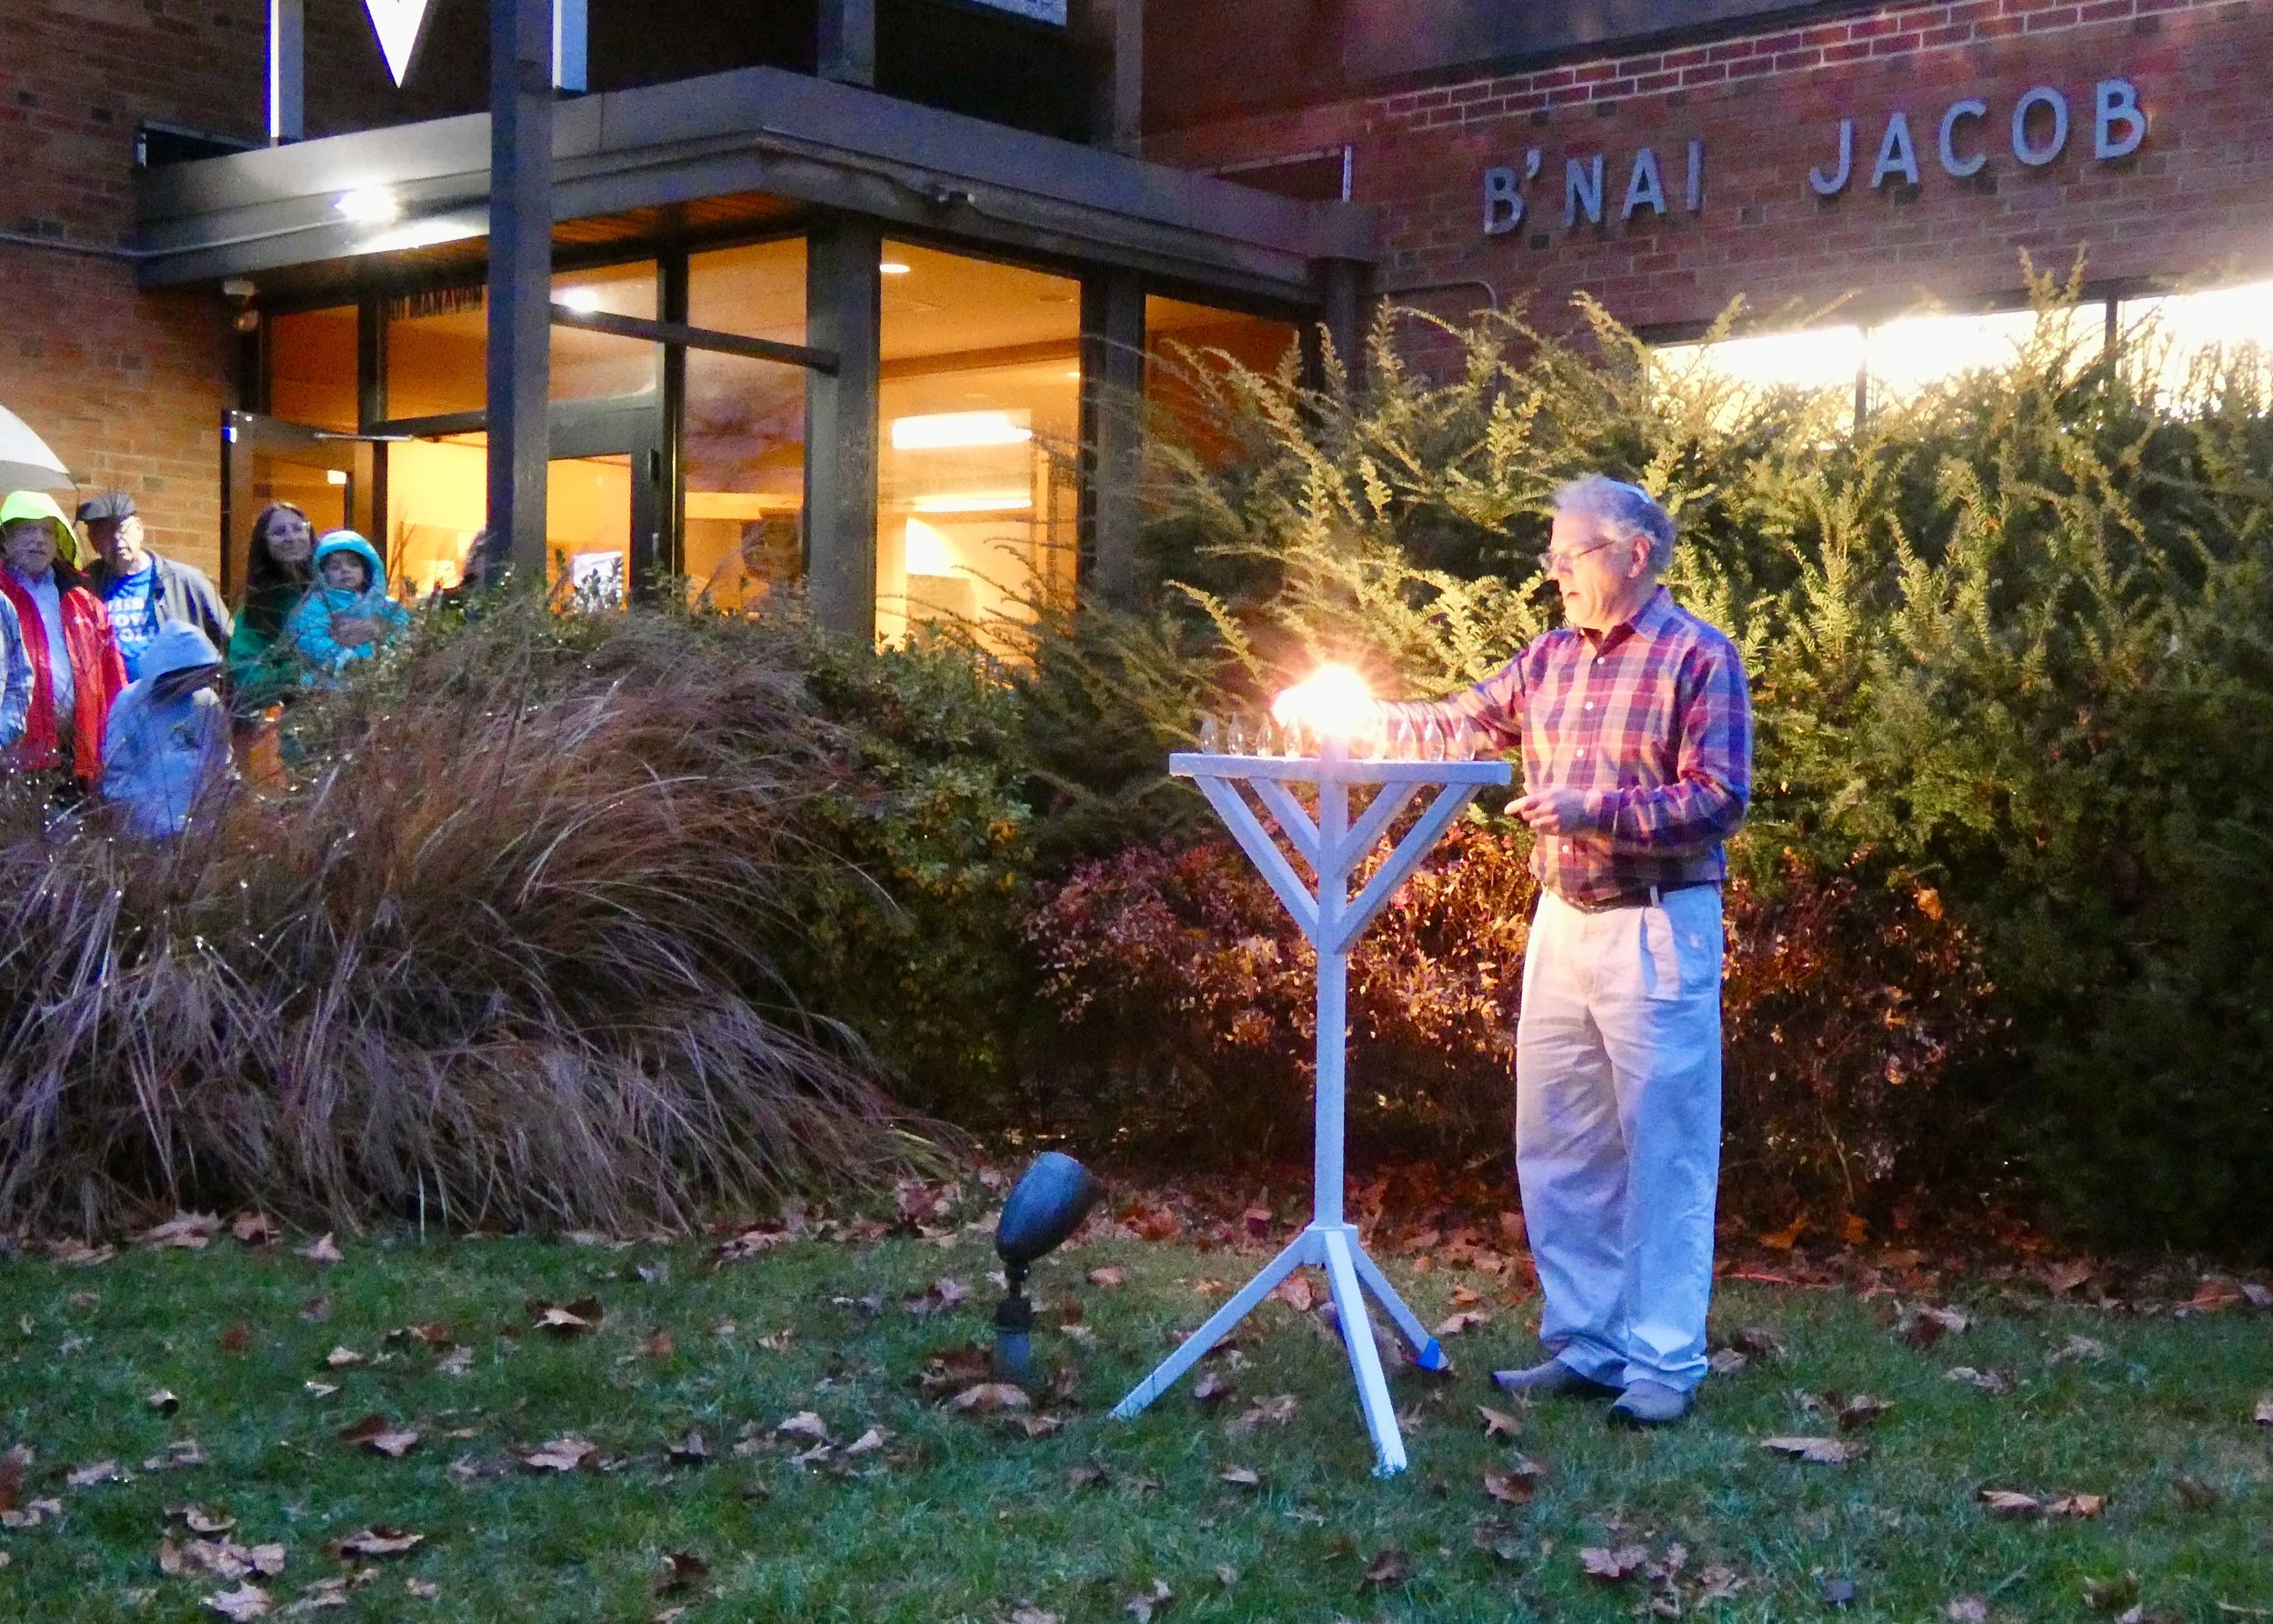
[1353,476,1750,1425]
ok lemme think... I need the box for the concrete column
[1079,269,1146,609]
[487,0,555,580]
[1320,256,1372,394]
[803,218,883,641]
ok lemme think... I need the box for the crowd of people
[0,490,417,836]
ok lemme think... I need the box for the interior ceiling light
[911,491,1033,514]
[879,261,913,276]
[890,411,1032,449]
[557,287,605,313]
[334,186,403,224]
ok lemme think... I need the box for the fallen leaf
[1695,1565,1747,1604]
[1977,1488,2044,1519]
[435,1345,474,1378]
[1274,1277,1317,1315]
[654,1550,708,1596]
[295,1234,343,1267]
[1243,1206,1272,1239]
[1945,1366,2016,1396]
[1837,1393,1895,1430]
[667,1431,708,1466]
[282,1579,349,1615]
[1707,1348,1748,1375]
[143,1439,205,1472]
[140,1212,223,1250]
[1946,1595,1991,1623]
[1761,1436,1868,1464]
[148,1388,181,1416]
[776,1411,834,1441]
[946,1384,1031,1415]
[1086,1267,1125,1289]
[1218,1465,1260,1487]
[527,1297,604,1337]
[1007,1608,1062,1624]
[1124,1578,1173,1621]
[303,1381,339,1399]
[174,1504,238,1535]
[1433,1310,1491,1337]
[42,1238,115,1267]
[1191,1369,1233,1405]
[1477,1405,1521,1440]
[66,1459,121,1489]
[638,1331,675,1359]
[2048,1334,2109,1364]
[1901,1304,1972,1348]
[932,1278,972,1309]
[247,1545,286,1578]
[230,1212,279,1247]
[405,1578,438,1600]
[1066,1464,1109,1490]
[2048,1493,2108,1519]
[322,1347,364,1370]
[2256,1396,2273,1427]
[712,1225,792,1264]
[522,1436,598,1473]
[1357,1548,1409,1592]
[1730,1326,1786,1360]
[2082,1572,2141,1612]
[201,1581,271,1619]
[1004,1413,1064,1439]
[1482,1461,1547,1505]
[2041,1259,2095,1295]
[218,1324,255,1355]
[328,1528,423,1559]
[338,1416,421,1459]
[1227,1394,1298,1434]
[1580,1545,1650,1582]
[843,1428,886,1457]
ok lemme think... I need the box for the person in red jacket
[1,490,127,788]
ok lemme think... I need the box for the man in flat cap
[78,490,231,683]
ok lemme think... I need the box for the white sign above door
[363,0,436,87]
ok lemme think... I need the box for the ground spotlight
[991,1152,1100,1384]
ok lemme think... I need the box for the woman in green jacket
[225,502,315,716]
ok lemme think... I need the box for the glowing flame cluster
[1272,664,1376,741]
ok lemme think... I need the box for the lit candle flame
[1274,663,1376,743]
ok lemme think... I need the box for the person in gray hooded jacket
[100,621,234,837]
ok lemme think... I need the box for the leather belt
[1554,879,1719,914]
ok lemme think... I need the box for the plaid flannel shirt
[1389,586,1752,907]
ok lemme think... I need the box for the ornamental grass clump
[0,601,932,1236]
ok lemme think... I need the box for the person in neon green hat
[1,490,125,787]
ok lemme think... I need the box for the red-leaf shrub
[1023,829,1998,1223]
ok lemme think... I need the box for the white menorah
[1109,730,1512,1476]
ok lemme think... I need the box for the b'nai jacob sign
[1480,74,2148,237]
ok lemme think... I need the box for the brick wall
[0,0,268,582]
[1147,0,2273,340]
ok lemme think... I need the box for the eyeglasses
[1544,536,1617,575]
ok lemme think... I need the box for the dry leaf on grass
[140,1212,222,1250]
[1191,1369,1234,1404]
[712,1226,793,1264]
[522,1437,598,1473]
[844,1428,886,1457]
[1482,1458,1549,1504]
[147,1388,181,1416]
[173,1504,237,1535]
[295,1235,343,1267]
[65,1459,121,1488]
[282,1579,349,1615]
[230,1212,278,1247]
[2255,1396,2273,1427]
[1274,1277,1318,1315]
[435,1346,474,1378]
[1227,1394,1298,1434]
[1477,1405,1521,1440]
[201,1581,272,1619]
[1900,1304,1972,1348]
[1086,1267,1125,1289]
[946,1384,1031,1415]
[654,1550,708,1596]
[2048,1334,2110,1364]
[1580,1545,1650,1583]
[1357,1549,1410,1592]
[321,1348,364,1370]
[1762,1436,1869,1464]
[1123,1579,1173,1621]
[776,1411,834,1441]
[1946,1367,2015,1396]
[329,1528,423,1559]
[1946,1595,1991,1622]
[2048,1493,2108,1519]
[338,1416,420,1459]
[143,1439,205,1472]
[1007,1607,1063,1624]
[2083,1573,2141,1612]
[1837,1394,1896,1430]
[1433,1310,1490,1338]
[1218,1465,1260,1487]
[1977,1489,2043,1519]
[527,1297,604,1337]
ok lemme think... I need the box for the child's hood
[312,530,389,593]
[134,622,223,687]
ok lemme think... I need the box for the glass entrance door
[222,413,374,597]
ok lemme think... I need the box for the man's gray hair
[1554,475,1676,573]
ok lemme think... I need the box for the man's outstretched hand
[1512,787,1587,835]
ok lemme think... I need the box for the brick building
[3,0,2268,618]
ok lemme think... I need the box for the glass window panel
[1654,326,1865,396]
[687,238,806,345]
[876,241,1081,647]
[1144,295,1302,465]
[266,306,359,431]
[384,263,657,421]
[684,351,806,612]
[2122,278,2273,405]
[385,432,630,601]
[1865,306,2104,408]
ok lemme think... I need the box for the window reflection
[876,241,1080,646]
[685,241,807,611]
[1145,295,1301,464]
[382,263,658,420]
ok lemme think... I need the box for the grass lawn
[1,1208,2268,1622]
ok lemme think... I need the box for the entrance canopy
[131,63,1377,305]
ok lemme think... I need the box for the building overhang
[133,64,1379,306]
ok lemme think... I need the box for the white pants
[1516,885,1724,1392]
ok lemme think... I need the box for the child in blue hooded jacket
[285,530,413,682]
[100,621,234,837]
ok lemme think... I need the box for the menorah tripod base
[1107,1220,1446,1476]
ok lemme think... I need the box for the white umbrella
[0,402,75,494]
